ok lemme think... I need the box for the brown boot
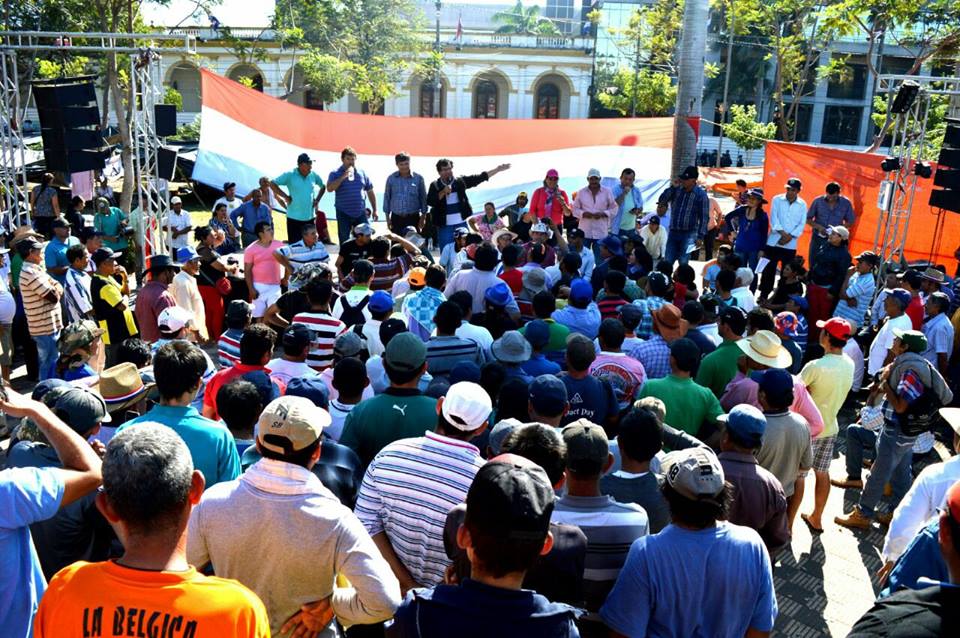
[875,511,893,526]
[835,507,873,530]
[831,477,864,489]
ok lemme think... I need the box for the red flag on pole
[456,13,463,41]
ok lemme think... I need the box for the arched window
[474,80,498,119]
[168,63,201,112]
[228,64,264,92]
[536,82,560,119]
[420,80,444,118]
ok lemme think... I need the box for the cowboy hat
[736,330,793,369]
[651,304,688,342]
[94,362,155,413]
[9,225,44,246]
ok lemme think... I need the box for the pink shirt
[590,351,647,409]
[244,240,284,285]
[720,371,825,439]
[572,186,618,240]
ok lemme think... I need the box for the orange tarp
[700,166,763,197]
[762,141,960,266]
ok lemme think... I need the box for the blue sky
[141,0,546,29]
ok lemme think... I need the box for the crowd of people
[3,152,960,637]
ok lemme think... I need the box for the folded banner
[193,69,674,213]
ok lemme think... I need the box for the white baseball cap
[441,382,493,431]
[587,168,601,179]
[170,196,183,205]
[158,306,194,333]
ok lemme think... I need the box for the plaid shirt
[631,295,667,340]
[402,287,446,341]
[628,335,671,379]
[668,185,709,237]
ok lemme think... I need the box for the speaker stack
[33,77,108,174]
[930,118,960,213]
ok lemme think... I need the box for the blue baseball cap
[598,234,623,255]
[523,319,551,349]
[528,374,568,417]
[241,370,281,408]
[570,278,593,303]
[485,281,513,308]
[889,288,912,309]
[752,367,794,398]
[285,377,329,410]
[368,290,394,314]
[450,361,482,384]
[787,295,808,312]
[718,403,766,448]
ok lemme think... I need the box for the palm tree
[492,1,561,36]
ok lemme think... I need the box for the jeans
[735,250,761,292]
[438,222,466,252]
[759,245,795,299]
[36,331,60,381]
[663,229,696,267]
[859,424,916,517]
[703,227,720,260]
[334,212,365,245]
[844,424,877,480]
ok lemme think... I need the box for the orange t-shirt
[34,560,270,638]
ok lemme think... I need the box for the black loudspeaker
[33,78,105,175]
[155,104,177,137]
[157,146,178,181]
[930,118,960,213]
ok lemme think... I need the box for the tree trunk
[106,52,135,213]
[671,0,709,178]
[100,67,111,131]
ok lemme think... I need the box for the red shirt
[133,280,176,343]
[529,186,570,225]
[499,269,523,294]
[203,363,268,420]
[906,295,923,330]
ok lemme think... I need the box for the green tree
[597,68,677,117]
[491,1,560,36]
[162,86,183,111]
[721,103,776,164]
[274,0,427,114]
[870,93,950,159]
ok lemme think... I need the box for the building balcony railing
[167,27,276,41]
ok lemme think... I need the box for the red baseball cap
[946,479,960,525]
[816,317,852,341]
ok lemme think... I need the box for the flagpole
[434,1,442,118]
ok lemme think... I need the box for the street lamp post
[434,0,442,118]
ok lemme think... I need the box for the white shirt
[332,288,373,324]
[265,357,319,386]
[699,322,722,346]
[455,322,493,359]
[882,455,960,561]
[868,314,913,375]
[166,209,192,249]
[767,194,808,250]
[640,225,666,261]
[0,260,16,323]
[577,246,597,281]
[843,338,865,392]
[327,399,355,442]
[171,271,207,340]
[214,195,243,215]
[731,286,756,312]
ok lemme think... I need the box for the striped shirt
[19,261,63,336]
[369,255,411,292]
[276,239,330,290]
[218,328,243,368]
[552,494,648,612]
[292,311,348,371]
[834,271,876,330]
[425,335,483,377]
[354,431,483,586]
[64,267,93,324]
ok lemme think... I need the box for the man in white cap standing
[354,381,492,594]
[165,195,193,254]
[601,447,778,637]
[572,168,617,253]
[187,395,401,637]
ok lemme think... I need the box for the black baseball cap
[466,458,555,541]
[226,299,252,324]
[379,317,407,346]
[679,165,699,180]
[297,152,312,164]
[223,181,236,191]
[91,247,122,266]
[282,323,312,350]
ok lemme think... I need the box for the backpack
[339,293,369,327]
[898,361,946,437]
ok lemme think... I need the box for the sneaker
[835,507,873,530]
[830,477,864,489]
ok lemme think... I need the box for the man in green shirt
[639,338,725,441]
[339,332,439,468]
[271,152,326,243]
[519,290,569,365]
[695,306,748,398]
[93,197,129,253]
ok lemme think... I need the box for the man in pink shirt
[719,330,825,438]
[244,221,287,319]
[589,318,647,412]
[572,168,618,249]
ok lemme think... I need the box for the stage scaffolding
[0,31,196,267]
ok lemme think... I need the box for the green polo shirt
[339,388,439,468]
[520,318,570,352]
[695,339,743,399]
[274,169,325,221]
[638,374,725,437]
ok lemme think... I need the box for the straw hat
[9,225,44,246]
[94,362,155,413]
[736,330,793,369]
